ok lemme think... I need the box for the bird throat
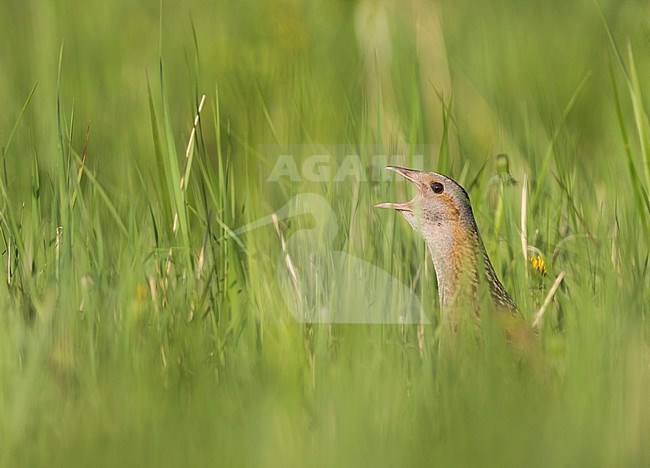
[423,221,518,326]
[424,223,482,313]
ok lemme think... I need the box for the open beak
[374,166,424,212]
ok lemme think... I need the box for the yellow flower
[528,255,547,276]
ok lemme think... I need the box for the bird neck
[423,222,480,311]
[423,222,516,314]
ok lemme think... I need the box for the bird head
[375,166,522,323]
[375,166,476,237]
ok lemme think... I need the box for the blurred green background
[0,0,649,466]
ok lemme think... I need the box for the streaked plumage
[376,166,523,334]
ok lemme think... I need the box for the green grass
[0,0,649,466]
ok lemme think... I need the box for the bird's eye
[430,182,444,194]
